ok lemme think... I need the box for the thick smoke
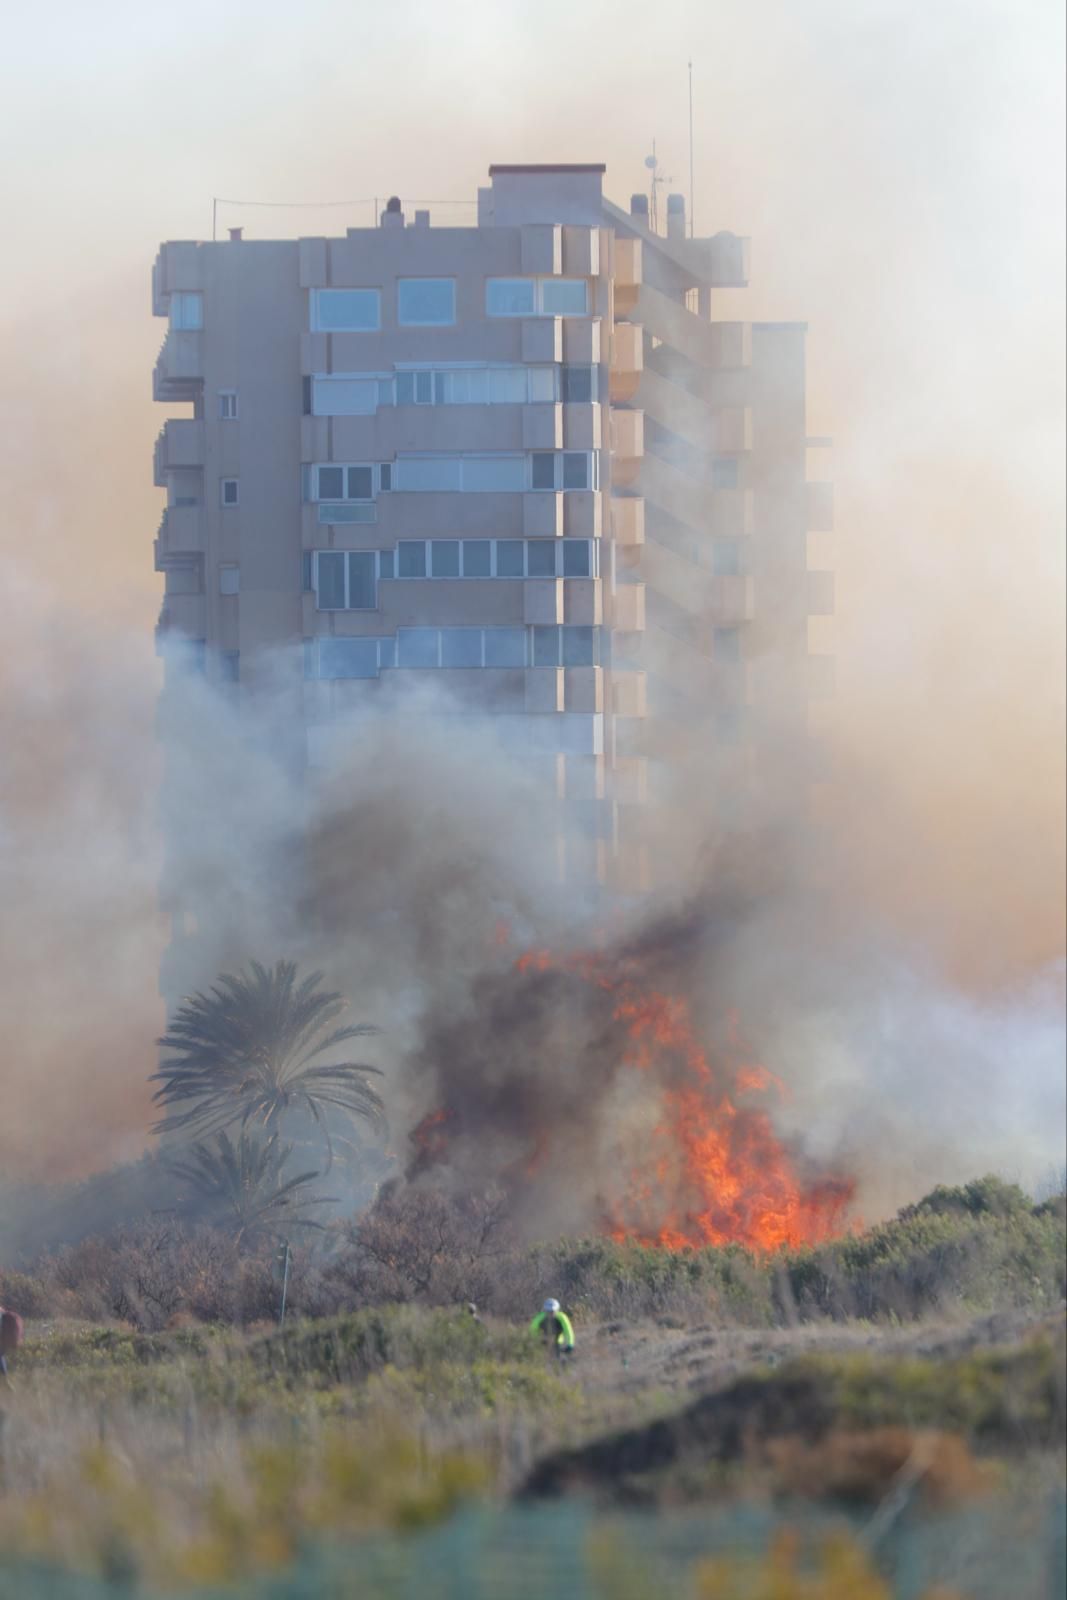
[0,1,1063,1229]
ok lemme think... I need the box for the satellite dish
[644,155,657,169]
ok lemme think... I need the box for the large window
[312,550,378,610]
[312,364,558,415]
[486,278,589,318]
[312,289,380,332]
[310,540,596,606]
[397,278,455,326]
[311,376,383,415]
[561,365,596,403]
[317,638,382,679]
[529,451,599,491]
[393,454,526,493]
[308,463,388,523]
[309,625,599,677]
[169,293,202,330]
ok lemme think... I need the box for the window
[220,478,239,507]
[462,540,492,577]
[379,463,392,491]
[485,279,589,318]
[562,452,589,490]
[486,278,537,316]
[527,366,558,402]
[397,541,427,578]
[526,540,556,578]
[531,627,558,668]
[496,540,524,578]
[312,289,380,332]
[397,628,440,668]
[562,540,591,578]
[711,458,740,491]
[440,629,483,668]
[318,638,380,679]
[219,564,240,595]
[310,464,379,501]
[528,452,598,491]
[313,551,378,610]
[462,455,525,491]
[316,552,347,609]
[541,279,588,316]
[561,366,595,403]
[218,390,238,420]
[712,539,741,577]
[484,628,526,667]
[431,540,460,578]
[395,457,462,492]
[562,625,595,667]
[348,551,377,609]
[398,278,455,326]
[169,293,202,330]
[531,453,556,491]
[312,376,379,416]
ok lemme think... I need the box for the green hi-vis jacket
[529,1309,575,1349]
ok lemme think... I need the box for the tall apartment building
[152,163,833,998]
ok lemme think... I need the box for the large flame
[516,947,855,1252]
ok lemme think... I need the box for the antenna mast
[644,142,674,236]
[688,61,695,237]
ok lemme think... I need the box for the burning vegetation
[408,940,856,1253]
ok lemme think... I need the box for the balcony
[611,496,645,547]
[523,493,563,537]
[613,237,642,316]
[561,225,600,277]
[563,491,601,537]
[562,403,601,451]
[806,482,835,532]
[612,583,646,632]
[611,671,647,717]
[609,321,643,402]
[523,579,563,625]
[563,579,602,626]
[525,669,564,713]
[155,505,204,559]
[522,403,563,450]
[521,223,562,275]
[609,409,644,488]
[153,420,204,485]
[155,593,205,640]
[522,318,562,364]
[562,319,601,364]
[564,666,603,713]
[153,329,203,403]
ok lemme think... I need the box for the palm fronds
[169,1128,332,1244]
[151,961,385,1167]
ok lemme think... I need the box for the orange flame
[526,949,854,1253]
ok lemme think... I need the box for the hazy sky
[1,0,1064,982]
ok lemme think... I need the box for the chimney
[381,195,404,229]
[413,209,430,228]
[630,193,649,223]
[667,194,686,240]
[228,227,243,242]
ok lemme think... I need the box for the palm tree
[151,960,384,1169]
[170,1129,331,1244]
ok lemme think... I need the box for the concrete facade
[152,163,832,987]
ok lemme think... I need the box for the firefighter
[529,1297,575,1359]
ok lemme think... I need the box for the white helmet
[543,1297,561,1313]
